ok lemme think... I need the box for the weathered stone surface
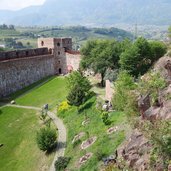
[0,48,49,61]
[116,129,151,171]
[0,55,55,98]
[0,37,81,98]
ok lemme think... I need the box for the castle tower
[38,37,72,74]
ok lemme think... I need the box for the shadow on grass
[78,101,94,113]
[46,141,66,155]
[0,109,2,115]
[0,76,55,103]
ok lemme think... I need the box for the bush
[58,101,70,112]
[95,151,106,161]
[112,71,136,111]
[67,86,85,107]
[55,157,71,171]
[101,112,111,125]
[36,127,57,152]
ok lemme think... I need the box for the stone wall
[66,51,81,72]
[105,80,114,104]
[0,48,50,61]
[0,54,55,98]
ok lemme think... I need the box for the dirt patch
[79,152,93,166]
[72,132,85,144]
[81,136,97,150]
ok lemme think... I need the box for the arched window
[58,51,60,55]
[49,48,52,54]
[57,42,60,47]
[41,41,44,46]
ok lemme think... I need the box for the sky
[0,0,46,11]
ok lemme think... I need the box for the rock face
[137,56,171,120]
[117,129,151,171]
[154,56,171,83]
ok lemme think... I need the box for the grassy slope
[0,107,54,171]
[15,76,67,109]
[58,96,127,171]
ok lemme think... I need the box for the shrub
[58,101,70,112]
[112,71,136,111]
[67,86,85,107]
[95,151,106,161]
[101,112,111,125]
[55,157,71,171]
[36,127,57,152]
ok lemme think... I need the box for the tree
[80,39,122,86]
[67,86,85,107]
[112,71,136,111]
[36,127,57,152]
[120,37,167,77]
[149,41,167,61]
[66,71,91,93]
[120,45,141,77]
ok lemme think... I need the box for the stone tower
[38,37,72,74]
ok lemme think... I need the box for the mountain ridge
[0,0,171,26]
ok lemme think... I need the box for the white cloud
[0,0,46,10]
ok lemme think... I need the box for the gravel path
[5,104,67,171]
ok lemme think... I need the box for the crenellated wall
[0,54,55,98]
[0,37,81,98]
[0,48,50,61]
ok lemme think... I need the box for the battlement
[38,37,72,51]
[0,48,51,62]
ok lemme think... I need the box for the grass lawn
[15,76,67,109]
[0,107,55,171]
[58,96,127,171]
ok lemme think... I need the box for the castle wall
[0,37,81,98]
[66,52,81,72]
[0,54,55,98]
[0,48,50,61]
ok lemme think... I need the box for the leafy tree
[55,157,71,171]
[120,45,141,77]
[149,41,167,61]
[36,127,57,152]
[112,71,136,111]
[80,39,122,86]
[66,71,91,93]
[67,86,85,107]
[120,37,167,77]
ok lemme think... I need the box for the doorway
[59,68,62,74]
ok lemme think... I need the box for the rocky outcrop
[117,129,151,171]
